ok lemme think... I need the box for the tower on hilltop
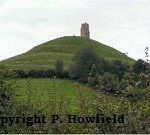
[80,22,90,39]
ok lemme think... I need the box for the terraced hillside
[0,36,134,70]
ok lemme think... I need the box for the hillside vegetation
[0,36,149,133]
[0,36,134,70]
[6,78,150,134]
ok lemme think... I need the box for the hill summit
[0,36,134,70]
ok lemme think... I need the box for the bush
[0,72,14,133]
[95,73,128,94]
[16,68,69,79]
[45,69,56,77]
[107,60,129,79]
[96,73,119,93]
[16,70,26,78]
[124,86,150,100]
[132,59,148,74]
[87,73,99,87]
[123,72,139,86]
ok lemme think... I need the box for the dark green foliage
[107,60,129,79]
[16,68,69,79]
[16,70,26,78]
[0,72,13,133]
[45,69,56,77]
[145,68,150,86]
[55,59,65,78]
[124,86,150,100]
[132,59,148,74]
[87,73,99,87]
[69,48,131,94]
[123,72,139,86]
[70,47,105,82]
[96,73,128,94]
[16,69,56,78]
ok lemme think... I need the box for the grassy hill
[0,36,134,70]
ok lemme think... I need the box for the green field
[5,78,149,133]
[10,78,149,118]
[9,78,116,112]
[1,36,134,70]
[11,78,96,113]
[11,78,111,114]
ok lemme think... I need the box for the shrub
[107,60,129,79]
[124,86,150,100]
[96,73,119,93]
[132,59,148,74]
[0,72,14,133]
[123,72,139,86]
[95,73,128,94]
[16,68,69,79]
[16,70,26,78]
[45,69,56,77]
[87,73,99,87]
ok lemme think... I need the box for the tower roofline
[82,22,89,25]
[80,22,90,39]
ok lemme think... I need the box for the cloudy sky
[0,0,150,61]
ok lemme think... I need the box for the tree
[70,47,105,82]
[55,59,64,77]
[108,60,129,79]
[132,59,148,74]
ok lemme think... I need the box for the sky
[0,0,150,61]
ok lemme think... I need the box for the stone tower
[81,22,90,39]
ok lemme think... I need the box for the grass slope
[8,78,150,133]
[11,78,96,113]
[1,36,134,70]
[9,78,121,113]
[10,78,149,113]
